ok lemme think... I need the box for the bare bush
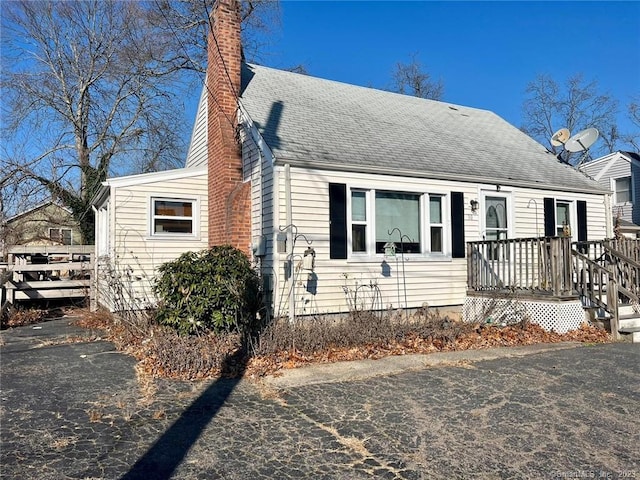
[252,307,467,357]
[148,330,244,380]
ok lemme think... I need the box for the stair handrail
[601,243,640,313]
[571,249,615,310]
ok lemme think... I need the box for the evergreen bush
[154,245,261,335]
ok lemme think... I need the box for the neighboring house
[1,201,81,259]
[580,151,640,238]
[93,0,612,318]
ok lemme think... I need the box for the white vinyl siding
[267,166,609,317]
[509,190,608,240]
[184,84,208,168]
[240,123,275,294]
[95,171,208,310]
[274,167,470,314]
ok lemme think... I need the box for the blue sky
[220,1,639,143]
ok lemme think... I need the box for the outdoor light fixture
[470,199,479,212]
[383,241,397,257]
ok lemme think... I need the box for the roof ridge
[243,62,492,114]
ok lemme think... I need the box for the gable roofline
[581,150,640,182]
[91,166,208,208]
[5,201,72,224]
[102,166,207,189]
[184,81,209,168]
[583,150,640,169]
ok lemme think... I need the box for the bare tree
[622,96,640,153]
[521,73,619,161]
[152,0,281,71]
[391,54,444,101]
[1,0,280,244]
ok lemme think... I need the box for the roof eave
[274,157,609,196]
[91,184,111,208]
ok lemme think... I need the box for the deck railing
[467,236,573,297]
[574,238,640,264]
[2,245,95,309]
[468,236,639,340]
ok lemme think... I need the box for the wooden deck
[2,245,95,310]
[467,236,640,339]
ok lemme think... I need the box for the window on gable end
[49,228,72,245]
[614,176,631,204]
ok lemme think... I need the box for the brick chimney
[207,0,251,253]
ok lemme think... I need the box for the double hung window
[614,176,631,204]
[351,191,367,253]
[429,196,443,253]
[151,198,196,236]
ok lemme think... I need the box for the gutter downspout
[285,164,294,324]
[91,204,99,312]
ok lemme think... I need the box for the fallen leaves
[69,307,612,381]
[245,322,610,378]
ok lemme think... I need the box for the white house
[93,0,612,320]
[581,151,640,238]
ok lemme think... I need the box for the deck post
[607,277,620,341]
[550,238,561,296]
[90,261,97,312]
[466,243,474,290]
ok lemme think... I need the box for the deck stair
[573,239,640,342]
[617,304,640,342]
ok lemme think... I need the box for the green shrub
[153,245,261,335]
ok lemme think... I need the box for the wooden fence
[2,245,95,309]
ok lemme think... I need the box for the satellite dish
[564,128,599,153]
[551,128,571,147]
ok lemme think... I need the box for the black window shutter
[451,192,465,258]
[577,200,588,242]
[543,197,556,237]
[329,183,347,259]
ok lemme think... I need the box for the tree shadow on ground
[120,341,249,480]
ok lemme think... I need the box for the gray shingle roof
[240,63,606,194]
